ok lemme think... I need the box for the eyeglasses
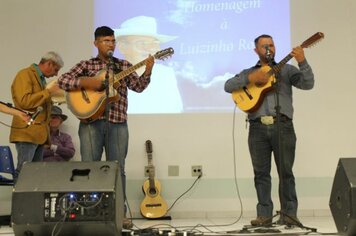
[99,40,117,46]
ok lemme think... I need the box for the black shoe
[250,216,272,226]
[122,217,133,229]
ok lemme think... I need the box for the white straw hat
[114,16,177,43]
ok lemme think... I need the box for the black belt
[249,114,291,125]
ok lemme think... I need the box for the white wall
[1,0,355,218]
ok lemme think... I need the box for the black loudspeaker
[329,158,356,235]
[12,161,124,236]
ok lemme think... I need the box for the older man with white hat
[115,16,183,113]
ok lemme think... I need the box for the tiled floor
[0,216,341,235]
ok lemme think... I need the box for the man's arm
[46,133,75,161]
[58,60,103,91]
[54,133,75,161]
[224,68,269,93]
[0,102,30,122]
[289,46,315,90]
[12,70,50,110]
[124,56,154,92]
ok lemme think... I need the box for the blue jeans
[79,120,128,205]
[15,142,44,178]
[248,119,298,217]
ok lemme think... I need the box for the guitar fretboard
[268,54,293,76]
[112,47,174,88]
[145,140,156,190]
[113,59,148,88]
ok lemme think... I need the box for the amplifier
[12,161,124,236]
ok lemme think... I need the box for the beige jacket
[10,64,52,145]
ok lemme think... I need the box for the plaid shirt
[58,56,150,123]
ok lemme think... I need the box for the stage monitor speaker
[11,161,124,236]
[329,158,356,235]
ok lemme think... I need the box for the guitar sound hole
[149,188,157,195]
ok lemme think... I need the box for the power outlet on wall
[191,165,202,177]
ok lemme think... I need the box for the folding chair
[0,146,16,186]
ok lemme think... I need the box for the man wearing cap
[115,15,182,113]
[43,106,75,162]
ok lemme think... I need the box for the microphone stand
[267,52,288,225]
[104,56,120,160]
[106,56,130,216]
[267,50,310,230]
[104,60,111,161]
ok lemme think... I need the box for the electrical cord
[49,193,105,236]
[166,173,202,213]
[173,106,245,234]
[131,106,245,235]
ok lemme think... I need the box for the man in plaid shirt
[58,26,154,228]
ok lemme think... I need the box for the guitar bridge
[81,88,90,103]
[243,86,253,100]
[145,203,162,207]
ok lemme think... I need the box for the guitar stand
[276,211,317,232]
[227,212,317,235]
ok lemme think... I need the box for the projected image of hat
[114,16,177,43]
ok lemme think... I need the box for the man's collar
[33,63,45,78]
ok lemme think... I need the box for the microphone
[27,106,43,126]
[107,50,114,58]
[264,45,271,59]
[107,50,120,73]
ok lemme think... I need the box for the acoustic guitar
[65,48,174,122]
[232,32,324,113]
[140,140,168,219]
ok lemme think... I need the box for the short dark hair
[254,34,272,46]
[94,26,114,39]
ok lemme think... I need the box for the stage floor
[0,215,341,235]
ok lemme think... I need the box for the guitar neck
[268,39,314,76]
[113,58,151,88]
[111,47,174,88]
[268,53,293,76]
[147,152,156,187]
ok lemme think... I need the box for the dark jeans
[15,142,44,178]
[248,119,298,217]
[79,120,129,213]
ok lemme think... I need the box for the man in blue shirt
[225,34,314,226]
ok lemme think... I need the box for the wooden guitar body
[140,179,168,219]
[232,65,275,113]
